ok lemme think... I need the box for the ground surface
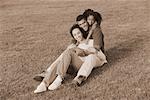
[0,0,150,100]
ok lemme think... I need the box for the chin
[78,39,82,42]
[84,28,88,31]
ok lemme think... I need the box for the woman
[34,24,107,93]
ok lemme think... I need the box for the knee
[86,54,97,62]
[87,54,96,59]
[62,49,76,58]
[63,49,72,55]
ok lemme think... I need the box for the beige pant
[43,49,83,86]
[43,49,106,86]
[74,54,106,80]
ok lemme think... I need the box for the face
[87,15,95,26]
[77,19,89,31]
[72,28,84,42]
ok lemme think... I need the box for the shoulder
[93,25,101,32]
[92,26,102,36]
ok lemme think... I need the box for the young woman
[34,24,107,93]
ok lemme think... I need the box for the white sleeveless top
[78,39,96,53]
[77,39,107,63]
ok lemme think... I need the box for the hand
[84,50,95,55]
[74,48,86,57]
[91,22,97,30]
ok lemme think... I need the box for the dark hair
[76,14,86,22]
[70,24,87,39]
[83,9,102,25]
[83,9,94,19]
[94,11,102,25]
[83,9,97,20]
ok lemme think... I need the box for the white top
[77,39,97,61]
[66,39,107,63]
[78,39,96,53]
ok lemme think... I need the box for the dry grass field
[0,0,150,100]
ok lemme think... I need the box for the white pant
[76,53,106,79]
[44,47,107,85]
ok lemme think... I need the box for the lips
[76,36,82,41]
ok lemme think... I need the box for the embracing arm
[85,22,97,43]
[83,47,98,55]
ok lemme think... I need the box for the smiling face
[87,15,95,26]
[72,28,84,42]
[77,19,89,31]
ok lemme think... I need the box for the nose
[77,34,80,38]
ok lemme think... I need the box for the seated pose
[34,9,105,81]
[34,24,107,93]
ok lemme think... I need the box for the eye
[83,21,86,24]
[73,33,76,37]
[79,23,83,26]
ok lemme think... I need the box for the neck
[78,39,86,44]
